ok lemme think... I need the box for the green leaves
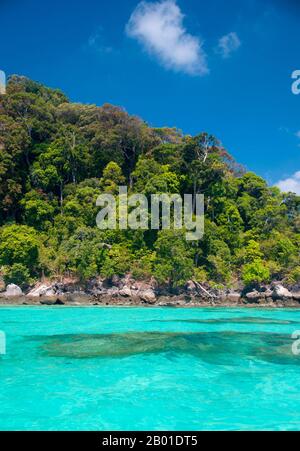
[242,260,270,286]
[20,190,57,230]
[154,230,194,289]
[132,157,180,195]
[0,225,39,284]
[100,162,125,194]
[0,75,299,290]
[3,263,31,288]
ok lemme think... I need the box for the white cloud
[276,171,300,195]
[216,32,241,59]
[87,28,113,54]
[295,130,300,139]
[126,0,208,76]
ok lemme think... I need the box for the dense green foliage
[0,76,299,289]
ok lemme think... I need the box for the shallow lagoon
[1,306,300,430]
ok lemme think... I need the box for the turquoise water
[1,306,300,431]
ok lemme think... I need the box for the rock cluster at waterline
[0,277,300,307]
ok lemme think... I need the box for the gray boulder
[4,284,23,297]
[139,289,156,304]
[106,287,120,297]
[119,286,132,297]
[264,288,273,298]
[227,292,241,303]
[44,288,56,297]
[272,285,293,300]
[27,284,56,298]
[245,290,261,302]
[27,284,49,297]
[40,298,65,306]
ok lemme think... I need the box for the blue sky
[1,0,300,192]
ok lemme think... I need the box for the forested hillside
[0,75,299,290]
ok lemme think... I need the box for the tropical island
[0,75,299,307]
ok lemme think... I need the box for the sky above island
[0,0,300,192]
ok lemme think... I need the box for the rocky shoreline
[0,277,300,308]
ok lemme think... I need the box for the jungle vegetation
[0,75,299,289]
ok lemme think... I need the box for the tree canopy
[0,75,299,289]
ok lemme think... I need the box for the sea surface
[0,306,300,431]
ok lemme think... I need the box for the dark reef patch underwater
[36,328,299,366]
[2,307,300,430]
[152,316,300,325]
